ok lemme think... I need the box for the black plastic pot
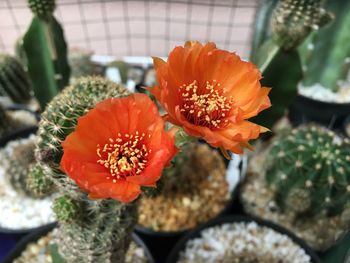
[289,94,350,129]
[2,223,155,263]
[166,215,321,263]
[135,155,247,263]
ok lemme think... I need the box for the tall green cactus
[301,1,350,92]
[21,0,70,110]
[266,125,350,217]
[250,0,331,129]
[35,76,136,263]
[0,54,32,103]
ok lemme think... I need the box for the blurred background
[0,0,258,59]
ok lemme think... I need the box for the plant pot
[166,215,321,263]
[2,223,155,263]
[135,154,247,263]
[0,126,55,235]
[289,94,350,129]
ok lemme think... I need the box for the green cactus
[26,162,55,197]
[0,54,32,104]
[301,1,350,92]
[21,0,70,109]
[250,0,331,129]
[35,76,136,262]
[266,125,350,217]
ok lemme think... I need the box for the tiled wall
[0,0,259,59]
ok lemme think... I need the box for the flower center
[179,80,233,128]
[96,132,151,181]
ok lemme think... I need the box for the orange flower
[149,41,271,154]
[60,93,177,203]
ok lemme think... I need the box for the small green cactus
[26,163,55,197]
[0,54,32,104]
[35,76,136,262]
[53,195,82,223]
[271,0,331,50]
[28,0,56,20]
[266,125,350,217]
[69,48,96,81]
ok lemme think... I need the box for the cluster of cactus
[266,124,350,218]
[1,137,54,198]
[0,54,32,104]
[20,0,70,109]
[35,76,136,262]
[300,0,350,92]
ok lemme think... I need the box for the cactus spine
[0,54,32,103]
[35,76,135,263]
[21,0,70,109]
[266,125,350,217]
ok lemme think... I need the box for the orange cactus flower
[60,93,177,203]
[149,41,271,154]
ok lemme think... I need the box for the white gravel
[178,222,312,263]
[0,135,55,230]
[298,83,350,103]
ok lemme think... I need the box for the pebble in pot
[240,124,350,251]
[166,216,321,263]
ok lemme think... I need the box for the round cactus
[272,0,332,50]
[0,54,32,103]
[27,0,56,19]
[26,163,55,197]
[36,76,129,178]
[69,48,96,80]
[266,125,350,217]
[53,195,82,224]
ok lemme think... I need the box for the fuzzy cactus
[266,125,350,217]
[26,162,55,197]
[21,0,70,109]
[35,76,137,262]
[0,54,32,104]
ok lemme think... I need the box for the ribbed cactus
[35,76,136,263]
[250,0,331,129]
[266,125,350,217]
[301,0,350,92]
[21,0,70,109]
[0,54,32,104]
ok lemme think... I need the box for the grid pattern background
[0,0,259,59]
